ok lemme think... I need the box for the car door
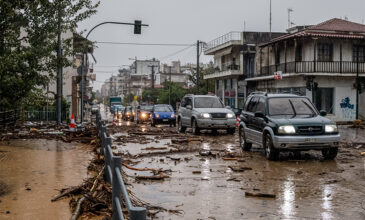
[244,97,258,142]
[183,97,193,126]
[251,97,266,145]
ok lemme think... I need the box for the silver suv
[177,94,236,134]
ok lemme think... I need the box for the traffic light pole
[196,40,200,94]
[79,21,149,123]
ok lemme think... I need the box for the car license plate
[163,119,168,122]
[305,138,316,143]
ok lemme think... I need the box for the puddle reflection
[321,185,333,219]
[280,177,296,219]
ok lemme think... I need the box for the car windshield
[154,106,173,112]
[140,105,153,111]
[268,97,317,116]
[125,106,132,111]
[194,97,224,108]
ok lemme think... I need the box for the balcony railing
[205,31,241,51]
[259,61,365,76]
[222,62,240,71]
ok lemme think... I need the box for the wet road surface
[0,139,93,219]
[101,105,365,219]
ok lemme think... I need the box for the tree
[158,82,188,108]
[0,0,99,110]
[188,61,217,95]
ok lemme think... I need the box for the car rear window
[268,97,317,116]
[155,106,173,112]
[194,97,224,108]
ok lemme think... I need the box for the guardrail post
[129,207,147,220]
[105,137,112,184]
[112,156,122,220]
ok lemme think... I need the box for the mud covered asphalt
[103,106,365,220]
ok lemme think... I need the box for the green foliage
[123,93,135,106]
[142,82,188,108]
[188,62,217,95]
[0,0,99,109]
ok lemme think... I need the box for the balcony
[204,32,242,55]
[259,61,365,76]
[204,62,241,80]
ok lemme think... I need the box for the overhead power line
[159,44,196,60]
[95,41,194,47]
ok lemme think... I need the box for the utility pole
[356,45,360,119]
[269,0,272,39]
[169,66,172,105]
[148,65,158,89]
[196,40,200,94]
[56,8,62,125]
[288,8,293,29]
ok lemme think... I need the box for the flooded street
[104,106,365,220]
[0,139,93,219]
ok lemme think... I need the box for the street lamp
[79,21,149,123]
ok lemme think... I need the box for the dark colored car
[122,106,135,122]
[137,105,153,124]
[239,92,340,161]
[151,104,176,127]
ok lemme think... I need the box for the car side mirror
[186,105,192,110]
[254,111,265,118]
[320,110,327,116]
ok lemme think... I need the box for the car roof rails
[279,91,301,96]
[249,91,267,96]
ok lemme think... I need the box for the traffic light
[134,20,142,34]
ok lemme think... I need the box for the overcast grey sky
[77,0,365,91]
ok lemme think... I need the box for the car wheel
[227,128,235,135]
[239,127,252,151]
[265,133,279,161]
[192,119,200,135]
[178,119,186,133]
[322,147,338,160]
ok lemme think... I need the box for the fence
[95,111,146,220]
[0,109,21,128]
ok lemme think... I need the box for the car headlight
[141,113,146,118]
[171,114,175,118]
[155,113,159,118]
[126,112,130,115]
[278,125,296,134]
[325,124,338,133]
[226,113,234,118]
[200,113,211,118]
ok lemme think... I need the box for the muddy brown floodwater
[0,139,93,219]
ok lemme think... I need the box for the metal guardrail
[95,111,146,220]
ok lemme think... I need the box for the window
[268,98,316,116]
[186,98,192,107]
[295,44,302,62]
[194,97,224,108]
[155,106,173,112]
[317,43,333,62]
[246,97,258,112]
[353,45,365,62]
[275,48,280,64]
[244,97,252,111]
[314,88,334,114]
[180,98,187,107]
[255,98,266,113]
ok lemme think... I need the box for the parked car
[177,94,236,135]
[91,104,99,114]
[150,104,176,127]
[137,105,153,124]
[122,106,134,122]
[239,92,340,160]
[111,104,124,115]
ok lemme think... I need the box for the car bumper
[154,118,175,124]
[273,134,341,150]
[196,118,236,129]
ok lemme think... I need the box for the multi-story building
[252,18,365,121]
[203,31,285,108]
[159,61,192,86]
